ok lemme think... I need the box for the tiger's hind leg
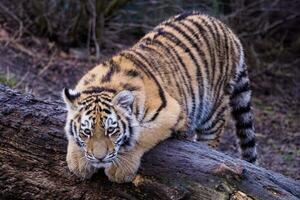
[195,105,229,148]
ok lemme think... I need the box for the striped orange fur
[63,12,257,183]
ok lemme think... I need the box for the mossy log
[0,84,299,200]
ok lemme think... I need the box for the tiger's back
[132,13,244,133]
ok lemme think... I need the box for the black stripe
[85,109,94,115]
[75,138,84,148]
[80,96,95,105]
[209,18,224,92]
[174,12,193,21]
[121,118,133,147]
[99,100,111,109]
[240,138,256,149]
[217,22,231,83]
[82,87,116,94]
[122,83,140,91]
[72,120,78,136]
[127,118,133,144]
[236,121,253,130]
[207,76,226,124]
[102,61,109,67]
[203,119,225,135]
[120,120,129,146]
[134,101,140,118]
[102,108,111,114]
[83,80,90,85]
[125,69,141,78]
[117,119,126,138]
[100,92,112,97]
[141,108,149,121]
[120,52,167,122]
[215,76,227,105]
[231,104,251,119]
[236,129,250,139]
[230,82,250,99]
[83,102,94,111]
[100,96,112,102]
[120,52,152,78]
[77,115,81,123]
[202,105,227,130]
[69,120,74,136]
[101,60,120,83]
[90,73,96,79]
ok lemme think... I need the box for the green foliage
[0,73,17,87]
[282,153,294,163]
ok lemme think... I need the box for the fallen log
[0,84,299,200]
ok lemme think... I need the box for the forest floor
[0,32,299,180]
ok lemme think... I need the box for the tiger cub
[63,12,257,183]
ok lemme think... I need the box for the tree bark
[0,84,299,200]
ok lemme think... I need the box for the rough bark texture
[0,84,299,200]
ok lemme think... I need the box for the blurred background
[0,0,299,179]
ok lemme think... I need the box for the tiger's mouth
[85,150,118,168]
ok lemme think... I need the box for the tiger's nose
[92,141,110,158]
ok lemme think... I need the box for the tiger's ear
[62,88,81,110]
[112,90,134,114]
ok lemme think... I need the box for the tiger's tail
[230,63,257,163]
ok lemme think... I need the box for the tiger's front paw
[104,155,141,183]
[66,149,96,179]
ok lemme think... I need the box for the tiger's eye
[107,127,115,134]
[84,129,91,136]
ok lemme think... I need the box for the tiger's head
[62,87,139,168]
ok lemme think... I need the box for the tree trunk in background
[0,84,299,200]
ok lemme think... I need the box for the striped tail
[230,64,257,163]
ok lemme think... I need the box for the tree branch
[0,84,299,200]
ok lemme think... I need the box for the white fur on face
[91,162,112,169]
[105,111,118,129]
[81,114,92,130]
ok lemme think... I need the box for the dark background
[0,0,299,179]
